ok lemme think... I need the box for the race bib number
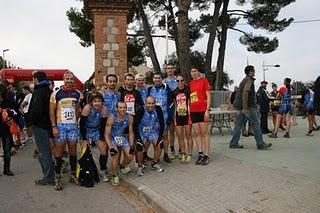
[61,108,76,123]
[126,102,135,115]
[114,136,124,147]
[124,94,135,115]
[143,127,151,133]
[190,92,199,103]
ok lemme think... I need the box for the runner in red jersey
[189,68,211,165]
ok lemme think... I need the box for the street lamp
[165,10,187,64]
[2,49,9,68]
[262,62,280,81]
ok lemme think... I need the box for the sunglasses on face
[177,79,184,82]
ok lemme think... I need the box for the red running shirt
[189,78,211,112]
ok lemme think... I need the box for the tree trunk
[204,0,223,73]
[167,0,180,63]
[215,0,229,90]
[137,1,161,72]
[176,0,192,82]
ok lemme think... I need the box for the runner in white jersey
[50,71,81,191]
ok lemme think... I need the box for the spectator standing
[20,86,33,142]
[29,71,55,185]
[257,81,271,134]
[0,83,17,176]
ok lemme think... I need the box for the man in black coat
[314,76,320,116]
[29,71,55,185]
[257,81,271,134]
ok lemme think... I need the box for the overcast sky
[0,0,319,90]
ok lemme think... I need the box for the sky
[0,0,319,90]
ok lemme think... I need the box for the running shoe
[306,130,313,136]
[170,151,176,160]
[99,170,110,182]
[185,155,192,163]
[283,132,290,138]
[55,175,63,191]
[202,155,209,166]
[180,153,186,163]
[111,176,120,186]
[195,155,203,165]
[268,132,278,138]
[69,172,79,185]
[120,165,132,176]
[152,163,164,172]
[137,166,144,176]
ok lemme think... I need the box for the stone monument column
[85,0,134,86]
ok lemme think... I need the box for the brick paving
[123,118,320,213]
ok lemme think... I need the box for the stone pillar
[85,1,134,86]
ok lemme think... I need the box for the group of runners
[45,64,211,190]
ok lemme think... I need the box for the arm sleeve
[99,117,107,140]
[156,105,165,137]
[79,115,88,140]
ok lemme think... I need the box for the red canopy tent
[0,69,84,91]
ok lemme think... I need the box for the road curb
[122,179,183,213]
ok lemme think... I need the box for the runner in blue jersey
[79,92,109,182]
[105,101,134,186]
[103,74,120,116]
[269,78,293,138]
[135,74,148,103]
[148,72,174,163]
[134,96,165,176]
[163,64,178,160]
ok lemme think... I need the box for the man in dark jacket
[257,81,271,134]
[314,76,320,116]
[29,71,55,185]
[229,65,272,150]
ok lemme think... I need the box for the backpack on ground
[76,144,99,187]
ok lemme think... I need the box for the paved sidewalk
[123,117,320,213]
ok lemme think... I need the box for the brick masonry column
[86,1,134,86]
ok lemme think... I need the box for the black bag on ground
[77,145,99,187]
